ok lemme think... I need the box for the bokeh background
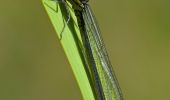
[0,0,170,100]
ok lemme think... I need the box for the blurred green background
[0,0,170,100]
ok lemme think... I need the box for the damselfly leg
[44,0,59,13]
[45,0,71,39]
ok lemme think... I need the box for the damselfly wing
[43,0,123,99]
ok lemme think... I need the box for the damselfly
[44,0,123,99]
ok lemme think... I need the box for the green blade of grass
[42,0,95,100]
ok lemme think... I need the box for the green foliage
[42,0,95,100]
